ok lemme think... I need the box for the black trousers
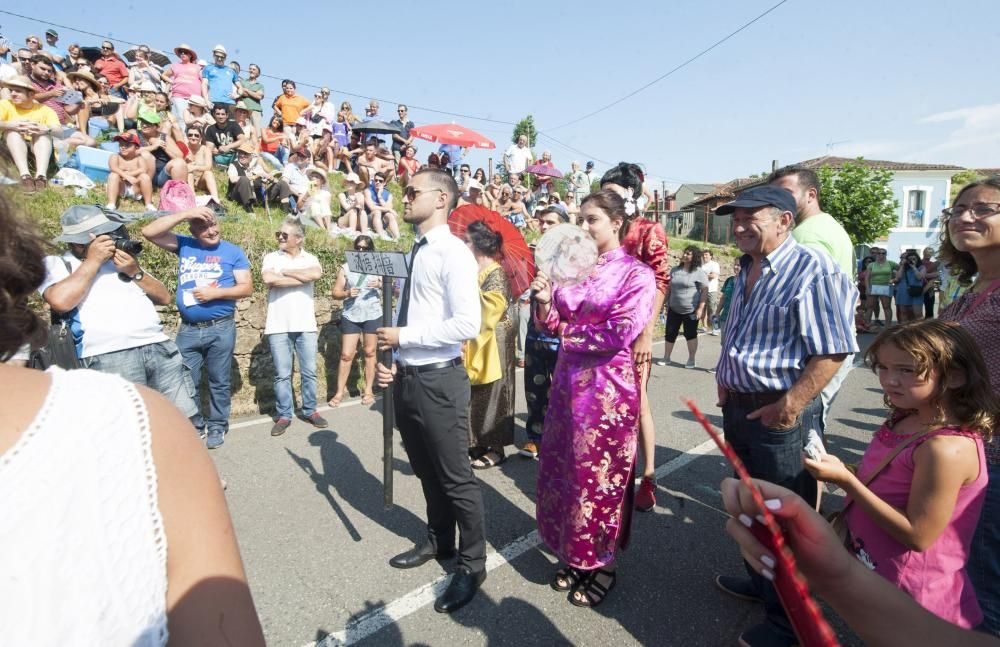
[664,307,698,343]
[227,177,291,210]
[394,364,486,572]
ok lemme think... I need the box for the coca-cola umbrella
[525,162,563,178]
[410,123,495,149]
[448,204,535,295]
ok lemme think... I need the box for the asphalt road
[214,335,880,646]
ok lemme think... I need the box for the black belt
[726,390,787,408]
[181,313,235,328]
[398,357,462,376]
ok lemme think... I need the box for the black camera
[108,232,143,257]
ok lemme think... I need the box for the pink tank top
[845,421,986,628]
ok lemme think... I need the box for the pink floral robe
[534,246,656,569]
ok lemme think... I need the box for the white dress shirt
[397,223,481,366]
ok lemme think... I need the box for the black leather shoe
[389,542,455,569]
[434,566,486,613]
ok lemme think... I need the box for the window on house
[907,190,926,228]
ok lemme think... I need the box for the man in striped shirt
[712,185,858,647]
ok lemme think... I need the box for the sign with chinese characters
[345,250,410,278]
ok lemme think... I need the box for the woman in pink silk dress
[530,190,656,608]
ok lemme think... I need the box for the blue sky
[4,0,998,190]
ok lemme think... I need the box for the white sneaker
[145,203,157,212]
[710,329,720,336]
[653,358,669,366]
[685,359,696,369]
[105,202,117,210]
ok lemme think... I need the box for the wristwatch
[130,270,145,282]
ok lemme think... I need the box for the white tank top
[0,368,168,646]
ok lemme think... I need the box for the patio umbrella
[448,204,535,295]
[123,47,171,68]
[352,120,401,135]
[525,163,563,178]
[410,123,495,149]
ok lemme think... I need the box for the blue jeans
[970,462,1000,636]
[267,331,318,420]
[723,394,823,643]
[176,317,236,436]
[83,340,197,418]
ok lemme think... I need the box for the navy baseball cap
[715,185,796,215]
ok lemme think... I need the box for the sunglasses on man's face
[275,231,292,240]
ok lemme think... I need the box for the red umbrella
[525,162,563,178]
[410,123,496,149]
[448,204,535,296]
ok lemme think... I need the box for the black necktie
[396,237,427,327]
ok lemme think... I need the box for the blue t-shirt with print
[202,64,237,106]
[174,235,250,323]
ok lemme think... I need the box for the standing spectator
[654,246,707,368]
[92,41,128,97]
[42,29,67,68]
[520,206,568,458]
[894,251,926,323]
[227,143,291,213]
[262,217,327,436]
[272,80,309,135]
[141,208,253,450]
[463,219,515,469]
[106,131,154,210]
[236,63,264,133]
[390,104,414,163]
[63,43,87,72]
[701,249,721,334]
[162,44,203,124]
[584,160,597,188]
[126,47,161,89]
[568,160,589,206]
[529,190,656,607]
[503,134,533,177]
[301,90,333,138]
[922,247,940,318]
[329,235,382,407]
[201,45,238,113]
[713,257,741,348]
[865,247,898,327]
[712,185,858,647]
[0,75,61,192]
[374,168,486,614]
[365,172,400,240]
[184,125,220,202]
[39,204,196,419]
[533,150,556,197]
[362,99,387,147]
[204,103,246,166]
[937,178,1000,634]
[439,143,464,177]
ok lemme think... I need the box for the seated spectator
[483,173,504,211]
[310,127,336,173]
[226,143,291,213]
[64,43,88,73]
[204,103,246,166]
[233,100,258,150]
[496,184,529,229]
[364,172,400,241]
[126,46,161,89]
[201,45,238,113]
[152,92,184,141]
[356,142,394,186]
[302,168,333,232]
[92,41,128,97]
[182,94,213,130]
[162,43,202,124]
[0,75,62,191]
[473,167,487,185]
[67,69,101,132]
[281,150,311,210]
[184,125,220,202]
[259,112,287,170]
[123,80,160,126]
[397,144,420,187]
[330,113,350,169]
[289,118,312,160]
[106,131,154,210]
[28,54,94,154]
[272,79,309,139]
[337,172,365,237]
[136,115,188,189]
[91,73,125,131]
[458,179,483,207]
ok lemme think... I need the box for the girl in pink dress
[805,320,1000,628]
[530,190,655,608]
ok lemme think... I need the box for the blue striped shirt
[716,235,859,392]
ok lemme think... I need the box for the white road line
[306,437,718,647]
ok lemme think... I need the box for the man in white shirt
[503,134,533,177]
[282,150,311,210]
[39,205,196,418]
[375,168,486,614]
[262,216,326,436]
[701,249,721,334]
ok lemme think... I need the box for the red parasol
[525,162,563,178]
[448,204,535,296]
[410,123,496,149]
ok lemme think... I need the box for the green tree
[816,157,899,245]
[950,169,982,200]
[511,115,537,147]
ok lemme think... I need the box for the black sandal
[550,566,584,592]
[569,568,617,608]
[471,450,506,470]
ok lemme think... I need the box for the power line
[0,9,518,127]
[546,0,792,131]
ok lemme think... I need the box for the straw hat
[236,142,255,155]
[3,75,35,93]
[187,95,209,109]
[67,69,101,93]
[306,169,327,186]
[343,172,362,186]
[174,43,198,59]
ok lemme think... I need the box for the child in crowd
[303,169,333,232]
[805,319,997,628]
[713,257,740,342]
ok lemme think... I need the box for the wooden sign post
[345,249,410,509]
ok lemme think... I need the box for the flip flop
[328,394,343,408]
[361,393,376,406]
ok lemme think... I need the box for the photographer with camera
[893,250,926,324]
[38,205,197,419]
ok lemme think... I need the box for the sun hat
[3,75,36,93]
[137,80,158,93]
[54,205,124,244]
[67,69,100,92]
[187,95,209,109]
[307,169,327,185]
[343,172,362,186]
[235,99,251,111]
[212,44,227,56]
[236,142,255,155]
[174,43,197,59]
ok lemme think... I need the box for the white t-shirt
[702,260,721,293]
[504,144,533,174]
[38,252,167,358]
[262,249,320,334]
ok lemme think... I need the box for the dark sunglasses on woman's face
[275,231,290,240]
[355,245,371,251]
